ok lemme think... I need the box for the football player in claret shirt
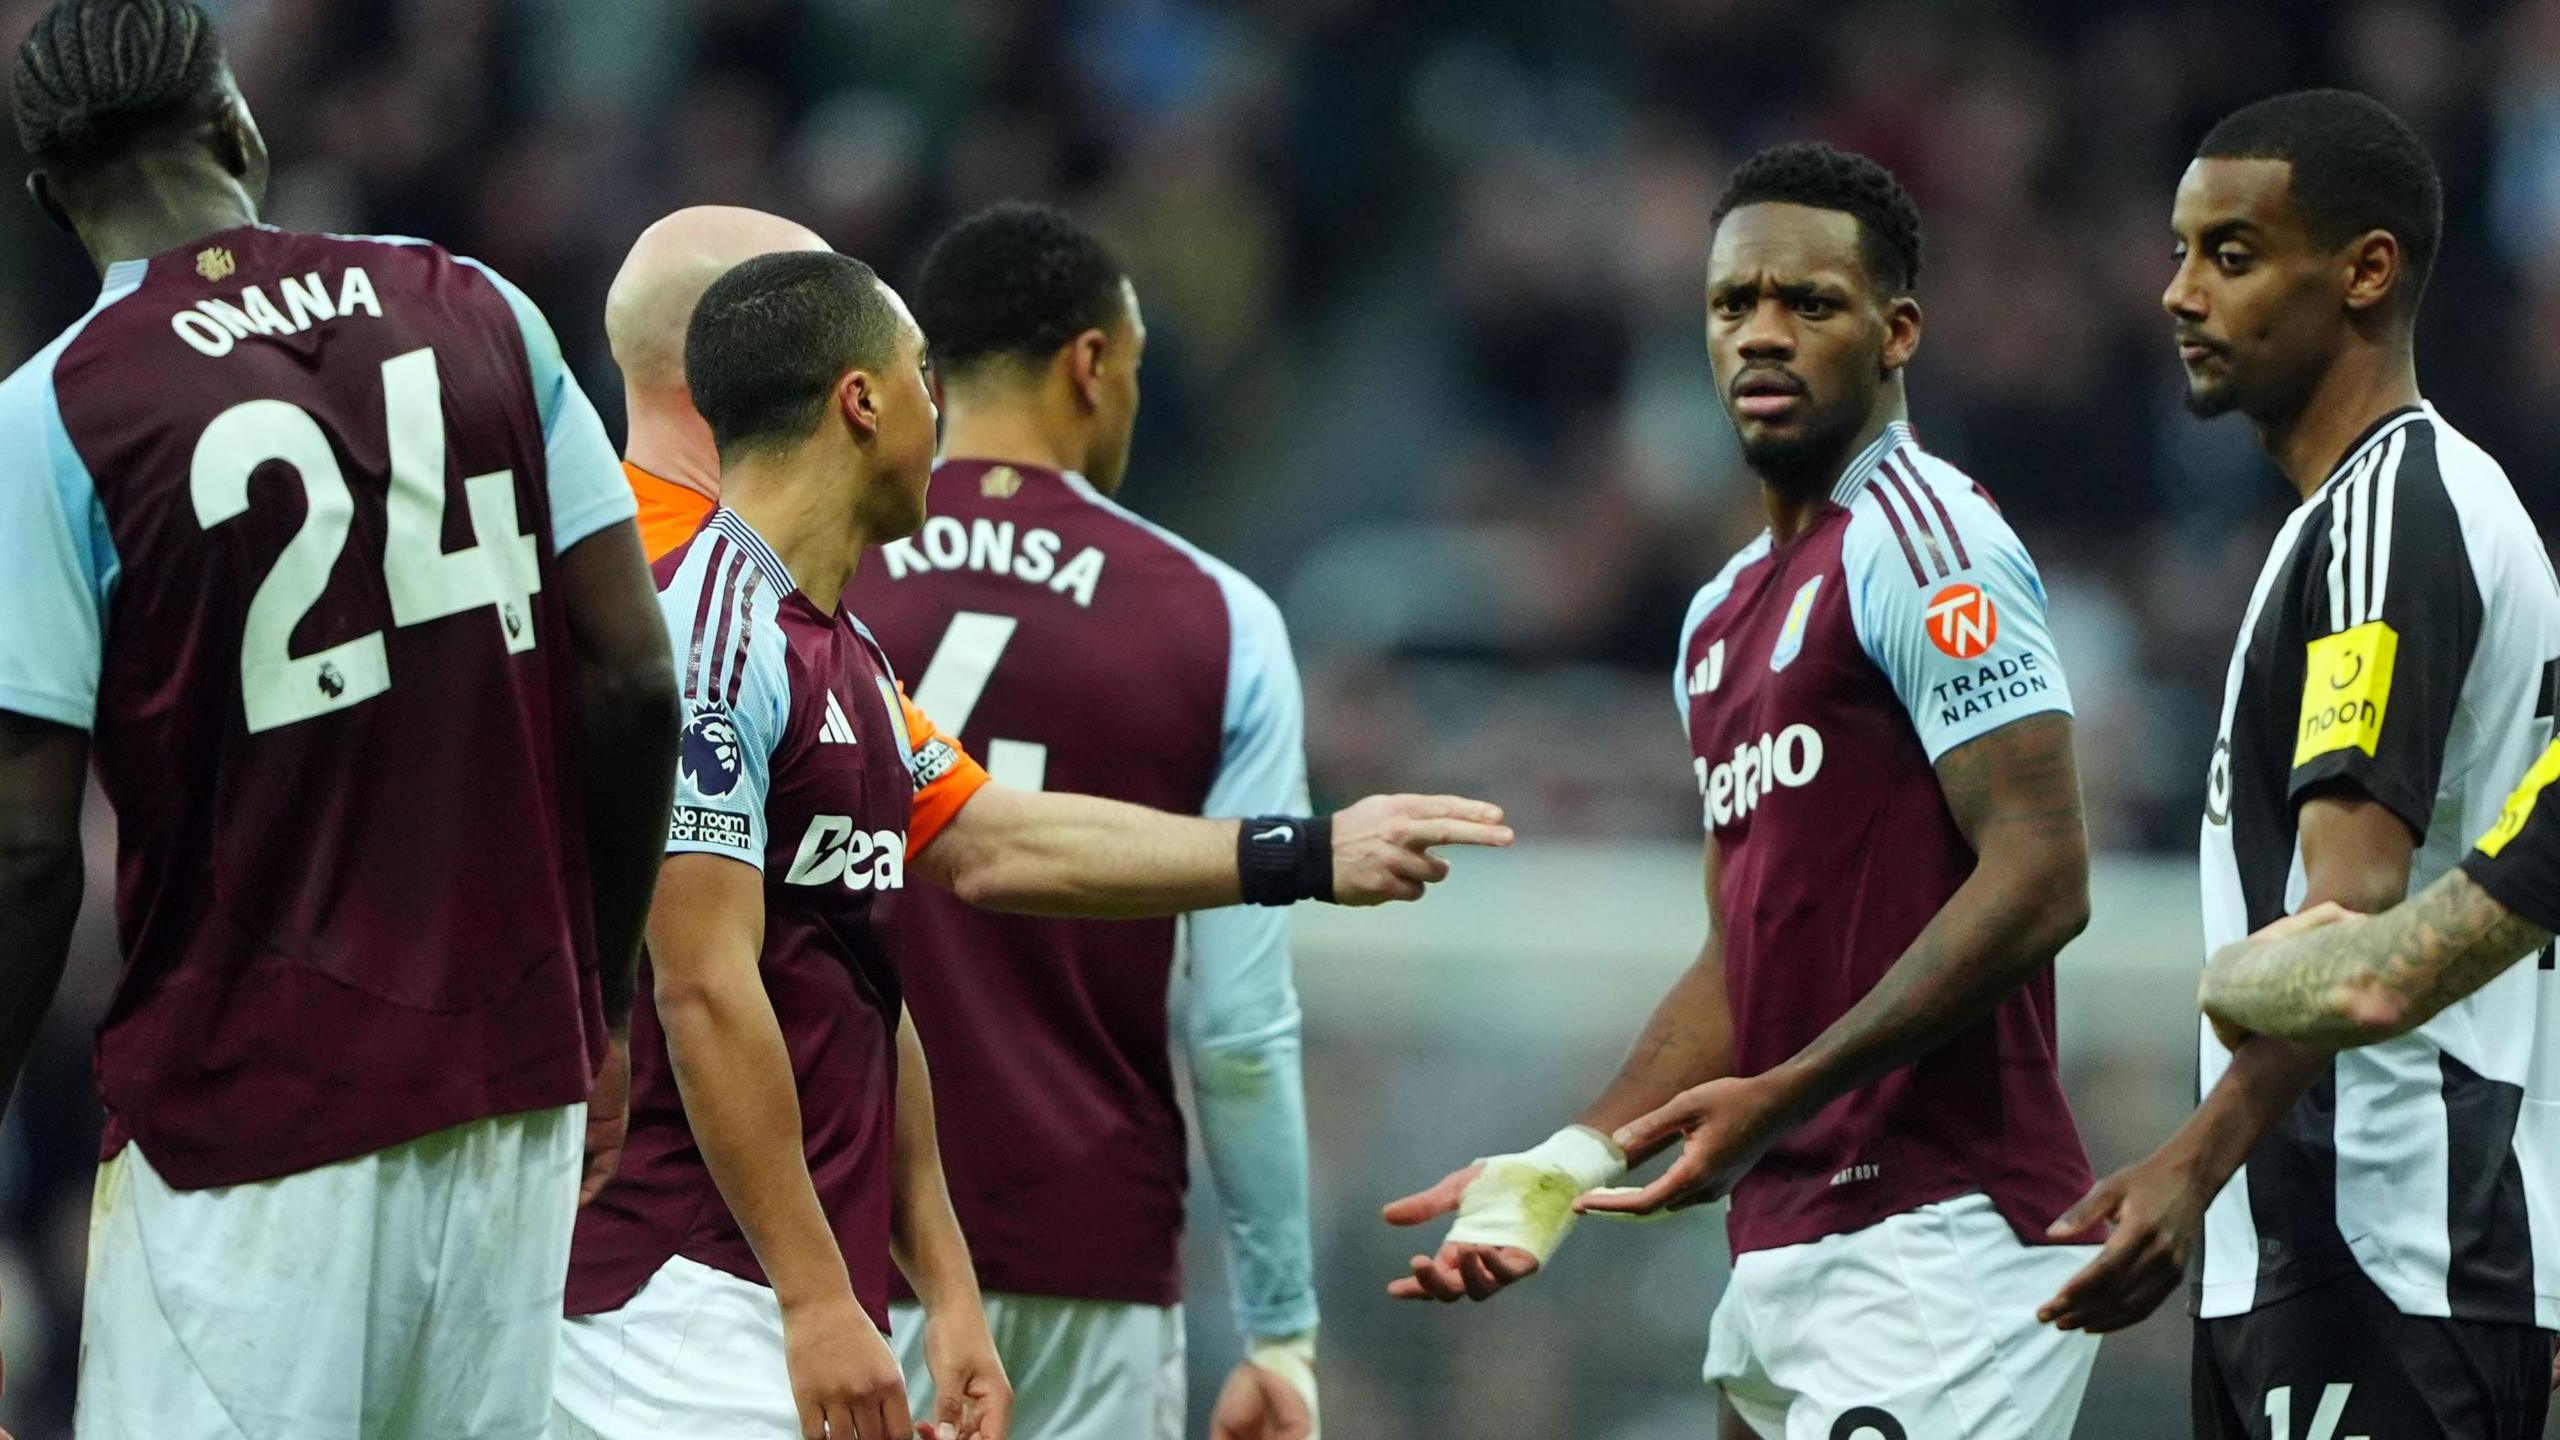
[847,203,1321,1440]
[2047,92,2560,1440]
[1384,144,2103,1439]
[552,251,1512,1440]
[0,1,680,1435]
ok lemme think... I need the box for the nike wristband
[1239,815,1332,905]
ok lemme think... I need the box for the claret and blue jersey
[1676,419,2095,1255]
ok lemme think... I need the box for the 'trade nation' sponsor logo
[2477,738,2560,858]
[2294,621,2397,767]
[1694,723,1825,828]
[1929,652,2052,729]
[783,816,908,891]
[681,703,744,797]
[1926,583,1999,660]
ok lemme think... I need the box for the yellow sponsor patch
[2293,621,2398,767]
[2478,739,2560,858]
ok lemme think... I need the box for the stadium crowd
[5,0,2560,1434]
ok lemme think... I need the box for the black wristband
[1238,814,1333,906]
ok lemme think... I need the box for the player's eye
[2214,248,2252,274]
[1793,297,1838,318]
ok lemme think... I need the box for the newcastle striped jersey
[2197,403,2560,1326]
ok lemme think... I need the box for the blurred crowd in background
[4,0,2560,1432]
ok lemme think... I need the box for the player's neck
[622,396,722,499]
[937,391,1089,487]
[2260,345,2422,501]
[719,456,873,615]
[67,160,259,274]
[1756,400,1908,544]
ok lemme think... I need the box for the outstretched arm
[2203,868,2549,1048]
[912,785,1511,916]
[1586,713,2089,1216]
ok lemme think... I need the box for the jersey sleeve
[458,257,635,554]
[2463,739,2560,932]
[0,361,113,729]
[1844,476,2074,762]
[1183,575,1317,1339]
[894,684,993,855]
[2285,436,2481,835]
[660,583,786,868]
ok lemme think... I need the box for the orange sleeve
[899,684,992,856]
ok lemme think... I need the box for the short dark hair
[1710,142,1923,295]
[914,202,1126,377]
[686,250,904,459]
[2197,89,2442,310]
[13,0,226,169]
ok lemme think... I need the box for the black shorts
[2194,1269,2554,1440]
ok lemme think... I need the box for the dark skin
[1382,202,2091,1296]
[2035,156,2429,1335]
[0,67,677,1219]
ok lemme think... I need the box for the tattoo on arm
[2205,870,2551,1047]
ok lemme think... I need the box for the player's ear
[839,369,881,441]
[24,172,75,236]
[1068,330,1108,410]
[2341,229,2400,316]
[1881,295,1922,375]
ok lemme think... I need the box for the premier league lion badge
[680,703,744,797]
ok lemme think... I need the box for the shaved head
[606,206,829,395]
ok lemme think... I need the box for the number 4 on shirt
[910,609,1046,790]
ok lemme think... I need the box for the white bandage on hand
[1442,1125,1628,1264]
[1246,1329,1319,1439]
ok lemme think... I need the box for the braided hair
[14,0,225,169]
[1711,142,1923,296]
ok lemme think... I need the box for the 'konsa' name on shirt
[1931,653,2051,727]
[879,516,1107,608]
[170,266,385,358]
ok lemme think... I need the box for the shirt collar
[1828,420,1919,506]
[705,507,797,594]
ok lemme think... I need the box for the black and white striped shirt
[2198,403,2560,1325]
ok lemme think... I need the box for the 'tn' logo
[1925,583,1999,660]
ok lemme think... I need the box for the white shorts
[890,1294,1184,1440]
[75,1104,583,1440]
[553,1254,803,1438]
[1706,1192,2101,1440]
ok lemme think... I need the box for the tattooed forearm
[2202,870,2551,1048]
[1766,713,2090,1116]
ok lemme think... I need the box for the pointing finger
[1395,819,1515,851]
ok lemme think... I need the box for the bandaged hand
[1381,1126,1626,1301]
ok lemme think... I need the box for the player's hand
[1328,795,1512,905]
[921,1301,1013,1440]
[2036,1151,2212,1334]
[581,1029,632,1208]
[1210,1347,1317,1440]
[780,1288,914,1440]
[1382,1162,1544,1301]
[1575,1076,1788,1217]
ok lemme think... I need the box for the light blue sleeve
[459,256,635,554]
[0,356,114,729]
[659,559,786,866]
[1844,475,2074,762]
[1181,567,1318,1341]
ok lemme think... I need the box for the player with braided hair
[0,1,679,1435]
[1384,143,2104,1438]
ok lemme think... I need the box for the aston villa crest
[196,246,236,282]
[981,465,1024,499]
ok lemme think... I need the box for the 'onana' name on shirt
[879,515,1107,608]
[170,264,386,358]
